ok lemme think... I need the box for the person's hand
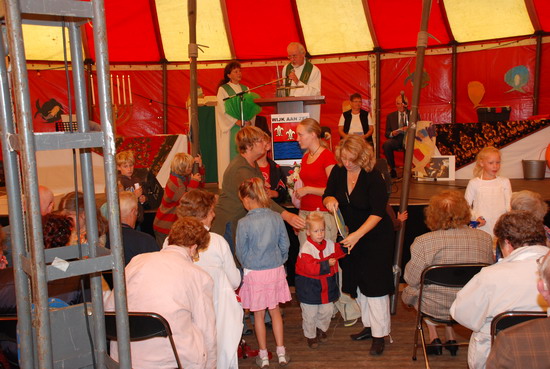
[341,231,362,252]
[0,254,8,269]
[402,126,409,132]
[397,210,408,223]
[268,189,279,199]
[282,211,305,230]
[191,173,202,182]
[194,154,203,167]
[243,121,252,127]
[294,186,309,199]
[323,196,339,213]
[134,186,143,198]
[476,216,486,226]
[328,258,336,267]
[235,120,243,127]
[288,70,299,84]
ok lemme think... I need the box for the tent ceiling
[21,0,550,63]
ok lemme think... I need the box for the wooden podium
[255,96,325,114]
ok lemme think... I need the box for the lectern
[255,96,325,114]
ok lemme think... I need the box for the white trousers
[356,289,391,338]
[300,302,334,339]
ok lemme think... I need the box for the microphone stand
[223,77,287,127]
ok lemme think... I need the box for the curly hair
[238,177,270,208]
[424,190,471,231]
[305,211,325,231]
[335,135,375,172]
[494,210,546,249]
[511,190,548,221]
[178,189,217,221]
[115,150,135,166]
[218,61,241,88]
[43,212,73,249]
[168,216,210,252]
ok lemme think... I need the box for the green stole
[284,61,314,97]
[221,83,248,160]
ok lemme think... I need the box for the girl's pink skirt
[239,265,291,312]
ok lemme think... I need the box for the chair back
[490,310,547,343]
[421,263,488,288]
[105,312,182,368]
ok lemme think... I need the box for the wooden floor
[238,291,471,369]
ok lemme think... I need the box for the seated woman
[402,190,493,355]
[177,189,242,369]
[510,190,550,242]
[104,217,216,369]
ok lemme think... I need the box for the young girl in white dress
[465,146,512,239]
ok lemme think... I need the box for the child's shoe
[255,355,269,368]
[277,352,291,366]
[316,328,328,343]
[307,337,319,349]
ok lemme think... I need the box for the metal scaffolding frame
[0,0,131,367]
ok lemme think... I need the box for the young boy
[116,150,148,226]
[295,212,346,349]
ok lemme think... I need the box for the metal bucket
[522,160,546,180]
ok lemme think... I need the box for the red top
[259,163,271,188]
[299,149,337,211]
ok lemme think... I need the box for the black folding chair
[412,263,489,368]
[490,310,547,344]
[105,312,183,369]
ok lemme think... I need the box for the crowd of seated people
[1,142,549,369]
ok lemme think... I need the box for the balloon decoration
[504,65,529,93]
[467,81,485,108]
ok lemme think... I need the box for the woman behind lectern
[215,61,256,185]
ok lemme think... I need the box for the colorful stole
[221,83,248,160]
[284,61,314,96]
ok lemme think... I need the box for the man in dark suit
[383,95,410,178]
[105,191,159,265]
[486,249,550,369]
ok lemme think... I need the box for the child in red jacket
[295,212,346,349]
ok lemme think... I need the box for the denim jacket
[236,208,290,271]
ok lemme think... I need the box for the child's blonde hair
[238,177,270,208]
[171,153,194,176]
[116,150,135,166]
[305,211,325,231]
[473,146,501,177]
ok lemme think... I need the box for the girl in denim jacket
[236,178,291,368]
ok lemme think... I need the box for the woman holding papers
[323,135,394,356]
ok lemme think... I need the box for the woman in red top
[295,118,337,245]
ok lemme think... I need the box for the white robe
[464,176,511,237]
[283,62,322,122]
[450,245,549,369]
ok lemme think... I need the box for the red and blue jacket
[295,237,346,305]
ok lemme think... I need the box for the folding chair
[105,311,183,369]
[490,310,547,344]
[412,263,489,368]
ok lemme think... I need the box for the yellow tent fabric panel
[296,0,374,55]
[23,25,72,61]
[444,0,534,43]
[156,0,232,61]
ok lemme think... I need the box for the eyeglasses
[288,54,301,60]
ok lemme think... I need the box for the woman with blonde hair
[323,135,394,355]
[402,190,493,355]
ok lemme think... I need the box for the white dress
[450,245,549,369]
[464,176,511,237]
